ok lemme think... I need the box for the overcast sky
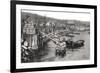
[22,9,90,21]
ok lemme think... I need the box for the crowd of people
[21,39,39,62]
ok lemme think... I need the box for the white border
[16,4,94,69]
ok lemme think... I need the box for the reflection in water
[41,32,90,62]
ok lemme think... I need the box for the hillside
[21,12,90,27]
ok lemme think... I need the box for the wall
[0,0,99,73]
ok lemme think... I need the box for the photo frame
[10,0,97,72]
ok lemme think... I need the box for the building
[23,20,38,49]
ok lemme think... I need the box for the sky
[22,9,90,21]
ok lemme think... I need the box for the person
[21,40,31,62]
[55,46,60,56]
[59,40,66,57]
[55,38,66,58]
